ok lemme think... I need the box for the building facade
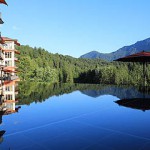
[0,37,20,81]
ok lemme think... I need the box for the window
[3,43,13,50]
[5,94,13,100]
[5,60,12,66]
[6,103,13,109]
[5,86,13,91]
[5,52,12,58]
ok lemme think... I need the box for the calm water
[1,82,150,150]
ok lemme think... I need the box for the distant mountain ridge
[80,38,150,61]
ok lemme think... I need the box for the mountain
[80,38,150,61]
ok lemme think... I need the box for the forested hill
[16,45,108,83]
[80,37,150,61]
[16,45,150,86]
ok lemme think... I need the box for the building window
[5,86,13,91]
[5,60,12,66]
[6,103,13,110]
[5,94,13,100]
[3,43,13,50]
[5,52,12,58]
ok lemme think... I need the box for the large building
[0,37,20,82]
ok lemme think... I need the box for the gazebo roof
[115,51,150,63]
[0,0,7,5]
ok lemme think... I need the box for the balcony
[14,57,19,62]
[4,66,15,70]
[1,45,13,50]
[15,50,20,55]
[10,75,19,81]
[1,43,13,50]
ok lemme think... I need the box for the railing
[2,76,19,81]
[2,45,13,50]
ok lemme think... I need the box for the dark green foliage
[18,82,150,106]
[17,82,112,105]
[16,45,108,83]
[16,45,150,86]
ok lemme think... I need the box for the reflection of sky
[1,86,150,150]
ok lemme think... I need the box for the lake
[1,82,150,150]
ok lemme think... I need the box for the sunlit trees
[16,45,150,85]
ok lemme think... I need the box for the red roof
[115,51,150,62]
[1,37,20,46]
[4,80,16,86]
[126,51,150,57]
[0,49,21,54]
[3,69,17,73]
[0,0,7,5]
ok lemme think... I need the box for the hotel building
[0,37,20,81]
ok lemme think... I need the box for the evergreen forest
[16,45,150,86]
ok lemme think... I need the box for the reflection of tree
[18,82,150,105]
[18,82,106,105]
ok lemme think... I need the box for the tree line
[16,45,150,86]
[17,82,107,105]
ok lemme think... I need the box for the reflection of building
[0,37,20,81]
[0,130,5,144]
[1,80,21,114]
[0,80,21,142]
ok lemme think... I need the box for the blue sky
[0,0,150,57]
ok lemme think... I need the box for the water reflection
[0,80,21,144]
[115,98,150,111]
[80,85,150,99]
[17,82,150,111]
[18,82,150,107]
[2,82,150,149]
